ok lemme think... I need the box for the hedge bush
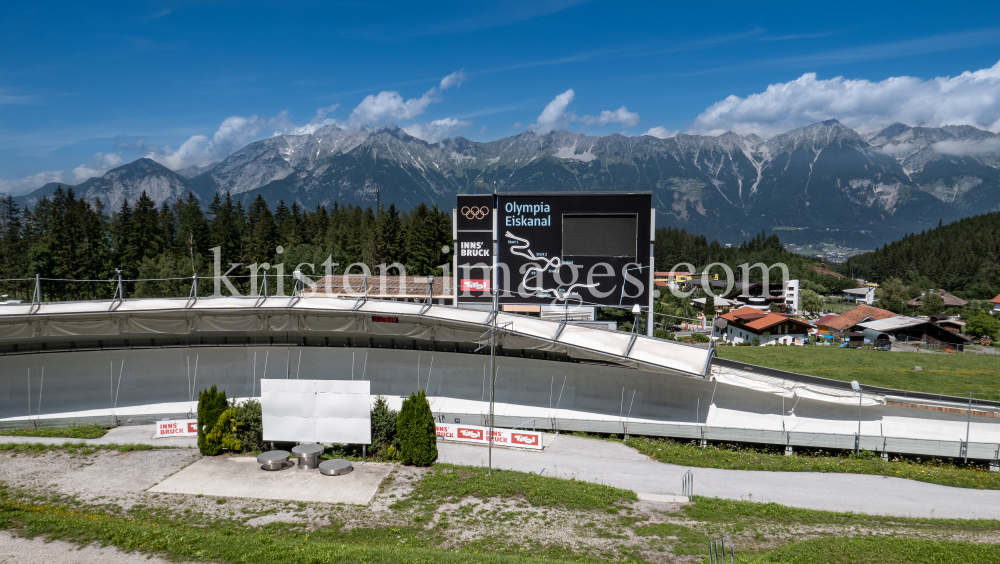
[396,389,437,466]
[197,385,229,455]
[233,399,264,453]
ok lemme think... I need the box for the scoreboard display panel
[455,192,653,307]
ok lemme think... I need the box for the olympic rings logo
[461,206,490,220]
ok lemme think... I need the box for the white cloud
[343,70,465,130]
[932,137,1000,156]
[150,113,282,170]
[0,70,471,193]
[531,90,641,134]
[642,126,678,139]
[532,89,577,133]
[580,106,640,127]
[439,70,466,90]
[346,90,438,129]
[689,60,1000,138]
[71,152,123,182]
[0,170,67,196]
[0,152,124,196]
[403,118,473,143]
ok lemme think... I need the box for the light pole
[851,380,861,454]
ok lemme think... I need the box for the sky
[2,0,1000,195]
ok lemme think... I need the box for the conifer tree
[396,389,437,466]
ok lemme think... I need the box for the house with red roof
[991,294,1000,315]
[712,306,814,345]
[814,313,839,334]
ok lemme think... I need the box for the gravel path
[0,531,184,564]
[0,448,201,510]
[438,434,1000,520]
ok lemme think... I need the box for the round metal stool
[292,443,325,469]
[257,450,290,471]
[319,458,353,476]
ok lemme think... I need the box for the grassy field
[740,538,1000,563]
[0,424,107,439]
[624,436,998,489]
[408,463,637,510]
[715,345,1000,399]
[3,467,999,564]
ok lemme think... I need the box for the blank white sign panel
[261,379,371,444]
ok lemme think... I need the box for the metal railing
[682,469,694,500]
[708,535,735,564]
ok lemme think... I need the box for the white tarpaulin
[712,365,883,406]
[261,379,371,444]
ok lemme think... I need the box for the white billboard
[261,380,371,444]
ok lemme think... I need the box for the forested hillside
[654,227,855,293]
[0,187,452,301]
[0,186,849,303]
[843,212,1000,299]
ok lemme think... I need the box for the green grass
[402,464,637,510]
[686,497,1000,563]
[0,424,107,439]
[626,436,1000,489]
[0,442,172,454]
[0,497,580,564]
[685,496,1000,530]
[735,537,1000,563]
[715,345,1000,399]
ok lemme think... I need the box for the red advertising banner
[460,279,490,292]
[435,423,543,450]
[155,419,198,438]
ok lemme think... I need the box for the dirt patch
[807,262,845,279]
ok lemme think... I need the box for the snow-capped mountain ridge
[17,120,1000,248]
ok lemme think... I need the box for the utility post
[851,380,861,454]
[488,184,499,476]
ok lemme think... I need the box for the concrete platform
[637,493,690,504]
[148,457,392,504]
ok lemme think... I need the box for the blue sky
[3,0,1000,194]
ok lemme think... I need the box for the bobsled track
[1,296,999,462]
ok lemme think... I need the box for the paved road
[0,425,197,448]
[438,434,1000,520]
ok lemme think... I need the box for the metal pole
[965,391,973,464]
[489,276,498,476]
[489,188,498,476]
[857,385,862,454]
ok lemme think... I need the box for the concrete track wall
[2,344,994,443]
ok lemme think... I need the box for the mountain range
[16,120,1000,248]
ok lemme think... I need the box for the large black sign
[455,192,652,307]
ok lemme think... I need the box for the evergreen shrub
[197,385,229,455]
[396,389,437,466]
[370,395,398,457]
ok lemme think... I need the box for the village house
[712,306,813,345]
[906,289,968,310]
[842,286,876,305]
[823,304,897,333]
